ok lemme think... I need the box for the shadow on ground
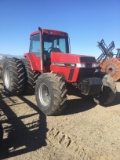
[63,90,120,115]
[0,90,47,159]
[62,97,96,115]
[0,82,120,159]
[105,91,120,107]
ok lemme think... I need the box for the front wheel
[35,73,67,116]
[94,74,116,105]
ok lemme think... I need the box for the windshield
[43,33,69,53]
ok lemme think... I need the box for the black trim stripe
[68,69,74,80]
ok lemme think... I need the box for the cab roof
[30,29,68,38]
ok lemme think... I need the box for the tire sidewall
[2,59,12,91]
[94,74,116,105]
[35,75,55,115]
[2,59,16,92]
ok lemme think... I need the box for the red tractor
[2,28,116,116]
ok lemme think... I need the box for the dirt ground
[0,79,120,160]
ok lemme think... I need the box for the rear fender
[24,53,40,71]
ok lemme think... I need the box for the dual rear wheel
[2,58,39,95]
[2,58,67,115]
[23,59,40,94]
[2,58,25,95]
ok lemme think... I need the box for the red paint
[50,52,86,82]
[24,53,50,72]
[51,52,80,82]
[51,52,80,64]
[24,52,96,82]
[30,29,68,38]
[51,65,79,82]
[24,53,40,70]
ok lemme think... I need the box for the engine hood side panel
[50,52,80,82]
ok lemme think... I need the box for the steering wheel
[47,47,53,53]
[48,47,61,53]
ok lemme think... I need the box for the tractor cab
[26,28,70,72]
[29,29,69,66]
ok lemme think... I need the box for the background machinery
[2,28,116,116]
[97,39,120,81]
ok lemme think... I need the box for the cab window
[29,34,40,56]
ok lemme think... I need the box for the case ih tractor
[2,28,116,116]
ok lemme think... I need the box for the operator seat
[50,48,61,52]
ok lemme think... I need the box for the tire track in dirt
[46,127,107,160]
[1,81,120,160]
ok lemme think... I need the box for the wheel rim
[39,83,51,107]
[4,67,10,89]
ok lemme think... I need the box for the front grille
[80,57,96,63]
[77,68,95,82]
[86,63,92,68]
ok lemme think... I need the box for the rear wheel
[35,73,67,116]
[94,74,116,105]
[23,59,40,95]
[2,58,25,95]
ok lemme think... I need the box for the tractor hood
[50,52,99,82]
[51,52,97,67]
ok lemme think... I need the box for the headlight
[76,63,99,68]
[76,63,86,68]
[92,63,99,68]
